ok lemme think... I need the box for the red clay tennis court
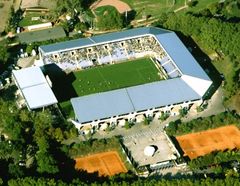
[176,125,240,159]
[75,151,127,176]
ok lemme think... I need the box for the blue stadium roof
[71,79,201,123]
[156,33,210,81]
[127,79,201,111]
[39,27,170,54]
[40,37,94,54]
[71,89,134,123]
[91,27,170,44]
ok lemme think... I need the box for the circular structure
[144,145,156,157]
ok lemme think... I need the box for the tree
[35,151,59,174]
[225,169,239,178]
[159,112,169,121]
[187,0,198,7]
[124,121,131,129]
[0,45,9,64]
[96,6,124,30]
[179,108,188,118]
[25,44,34,55]
[74,22,88,32]
[5,175,240,185]
[165,121,178,135]
[6,7,23,32]
[8,163,24,178]
[55,0,96,16]
[143,117,150,125]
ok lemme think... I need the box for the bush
[165,120,181,135]
[95,6,124,30]
[187,0,198,7]
[0,3,4,9]
[125,121,133,129]
[159,112,169,121]
[196,106,204,112]
[143,117,152,125]
[179,108,188,118]
[75,22,88,32]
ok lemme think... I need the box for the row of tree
[68,137,122,157]
[159,11,240,61]
[189,150,240,170]
[2,176,240,186]
[0,41,9,66]
[165,111,240,136]
[157,12,240,98]
[54,0,96,16]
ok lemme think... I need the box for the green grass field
[55,58,162,117]
[72,58,161,96]
[19,13,47,27]
[122,0,220,19]
[0,0,13,32]
[122,0,183,18]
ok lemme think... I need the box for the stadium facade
[38,27,212,132]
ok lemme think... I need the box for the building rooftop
[127,78,201,111]
[13,66,46,89]
[123,128,179,166]
[71,79,201,123]
[39,27,170,54]
[156,32,210,81]
[71,89,134,123]
[13,66,58,109]
[18,26,66,44]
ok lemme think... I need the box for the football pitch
[57,58,162,117]
[72,57,162,96]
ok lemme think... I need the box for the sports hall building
[38,27,212,131]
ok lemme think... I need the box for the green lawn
[19,13,46,27]
[121,0,220,19]
[122,0,183,19]
[72,58,161,96]
[56,58,162,117]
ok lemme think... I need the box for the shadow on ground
[176,32,222,100]
[43,64,78,103]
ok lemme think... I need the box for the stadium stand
[38,27,212,131]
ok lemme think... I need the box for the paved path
[92,116,179,140]
[174,5,188,12]
[182,87,225,122]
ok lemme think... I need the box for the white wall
[181,75,212,97]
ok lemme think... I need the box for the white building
[12,66,58,110]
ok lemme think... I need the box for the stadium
[15,27,212,132]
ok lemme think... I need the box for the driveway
[183,87,225,122]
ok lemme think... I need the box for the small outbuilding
[144,146,156,157]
